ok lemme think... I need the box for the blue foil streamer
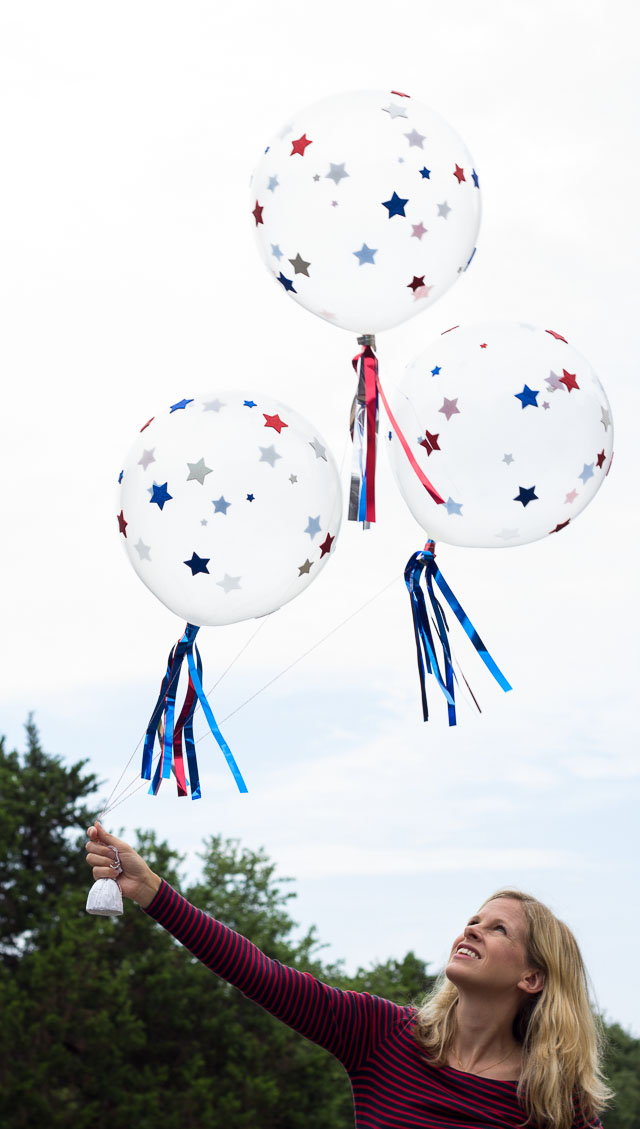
[404,545,512,726]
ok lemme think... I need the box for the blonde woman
[86,823,610,1128]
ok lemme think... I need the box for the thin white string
[99,571,399,817]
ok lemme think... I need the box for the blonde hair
[412,889,612,1128]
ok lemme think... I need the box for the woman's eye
[495,924,507,934]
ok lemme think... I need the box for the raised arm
[85,824,410,1073]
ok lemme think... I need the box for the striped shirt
[145,882,602,1129]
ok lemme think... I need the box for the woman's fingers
[86,849,120,868]
[91,864,119,881]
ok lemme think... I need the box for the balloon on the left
[117,391,342,800]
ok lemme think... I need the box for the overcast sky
[1,1,639,1034]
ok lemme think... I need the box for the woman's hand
[85,822,162,908]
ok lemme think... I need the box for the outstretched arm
[85,823,410,1073]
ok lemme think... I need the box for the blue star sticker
[382,191,409,218]
[170,398,194,413]
[118,470,123,484]
[419,167,431,179]
[471,169,479,188]
[150,482,172,509]
[445,497,463,515]
[212,495,231,514]
[579,462,595,483]
[184,552,210,576]
[353,242,378,265]
[304,515,322,539]
[244,399,256,408]
[246,493,255,502]
[514,485,538,507]
[267,175,279,192]
[271,244,283,260]
[431,365,441,376]
[277,273,297,292]
[514,385,539,409]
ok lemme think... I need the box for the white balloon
[387,323,613,548]
[251,89,481,333]
[118,392,342,625]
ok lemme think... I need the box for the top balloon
[250,90,481,334]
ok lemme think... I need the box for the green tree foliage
[0,721,638,1128]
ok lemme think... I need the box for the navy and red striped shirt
[145,882,603,1129]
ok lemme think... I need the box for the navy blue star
[382,191,409,218]
[419,167,431,179]
[170,398,194,413]
[431,365,441,376]
[150,482,172,510]
[514,385,539,409]
[471,169,479,188]
[277,273,297,293]
[246,493,255,502]
[184,552,210,576]
[118,470,123,484]
[244,400,257,408]
[514,485,538,507]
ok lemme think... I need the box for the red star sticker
[252,200,264,226]
[596,449,606,468]
[479,343,488,348]
[290,133,312,156]
[263,412,288,434]
[420,430,440,455]
[140,417,154,432]
[117,510,128,537]
[391,90,410,97]
[319,532,334,557]
[407,275,425,291]
[560,369,580,392]
[546,329,568,342]
[453,164,466,183]
[549,520,571,534]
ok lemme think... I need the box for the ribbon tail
[186,648,248,794]
[432,565,512,692]
[349,342,378,524]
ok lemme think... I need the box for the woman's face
[445,897,541,996]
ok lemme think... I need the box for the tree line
[0,721,638,1128]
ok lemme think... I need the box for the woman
[86,822,610,1128]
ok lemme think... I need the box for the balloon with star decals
[118,392,342,625]
[250,89,481,333]
[387,322,614,548]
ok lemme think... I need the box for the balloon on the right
[387,322,613,547]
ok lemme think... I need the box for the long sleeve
[144,880,410,1074]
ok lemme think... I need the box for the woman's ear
[518,967,546,996]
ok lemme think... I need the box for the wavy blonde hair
[412,889,612,1128]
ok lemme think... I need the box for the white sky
[1,1,639,1033]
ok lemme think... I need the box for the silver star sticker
[309,437,327,460]
[259,445,281,466]
[437,201,451,219]
[200,519,208,526]
[382,101,408,119]
[325,162,349,185]
[134,538,151,560]
[404,128,426,148]
[289,252,311,276]
[212,495,231,513]
[138,449,156,470]
[203,398,225,412]
[298,559,313,576]
[217,573,242,593]
[289,474,298,484]
[502,453,514,465]
[186,458,213,485]
[545,371,564,392]
[304,515,321,539]
[601,406,611,431]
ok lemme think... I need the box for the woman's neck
[448,995,522,1079]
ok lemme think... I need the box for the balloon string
[98,574,400,818]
